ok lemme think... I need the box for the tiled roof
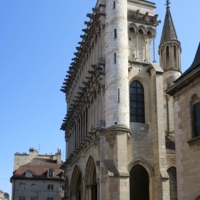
[11,158,64,181]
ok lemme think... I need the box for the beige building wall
[169,74,200,200]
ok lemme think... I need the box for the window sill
[187,135,200,144]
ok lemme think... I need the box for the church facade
[60,0,183,199]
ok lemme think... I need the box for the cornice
[128,0,156,8]
[128,10,160,27]
[166,67,200,96]
[60,5,106,96]
[104,124,131,135]
[61,68,105,132]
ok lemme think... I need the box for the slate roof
[11,158,64,181]
[160,5,178,44]
[175,43,200,82]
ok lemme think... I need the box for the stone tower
[105,0,129,128]
[159,0,182,90]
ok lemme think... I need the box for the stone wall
[173,78,200,200]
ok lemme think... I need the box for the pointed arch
[190,94,200,138]
[128,159,154,200]
[137,26,146,62]
[166,45,170,70]
[138,25,146,35]
[167,167,177,200]
[146,27,156,38]
[128,23,138,33]
[70,165,83,200]
[128,159,154,177]
[130,165,149,200]
[128,24,137,59]
[191,191,200,200]
[130,80,145,123]
[85,156,97,200]
[174,45,177,67]
[64,177,69,199]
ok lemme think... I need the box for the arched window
[129,27,137,60]
[174,45,177,61]
[130,81,145,123]
[130,165,149,200]
[85,157,97,200]
[167,167,177,200]
[193,102,200,137]
[166,46,169,69]
[138,30,145,62]
[71,166,83,200]
[174,45,177,69]
[190,94,200,138]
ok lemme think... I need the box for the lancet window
[194,102,200,137]
[130,81,145,123]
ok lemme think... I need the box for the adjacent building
[0,190,9,200]
[60,0,181,199]
[167,44,200,200]
[10,148,65,200]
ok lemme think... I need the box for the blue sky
[0,0,199,196]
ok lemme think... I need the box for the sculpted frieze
[128,10,160,26]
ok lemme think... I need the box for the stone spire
[160,0,178,44]
[159,0,182,89]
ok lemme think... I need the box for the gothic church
[60,0,190,199]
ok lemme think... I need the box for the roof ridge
[176,42,200,81]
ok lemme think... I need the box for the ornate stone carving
[105,131,117,148]
[128,11,160,26]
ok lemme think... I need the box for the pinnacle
[160,2,178,44]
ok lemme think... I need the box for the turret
[105,0,129,128]
[159,0,181,90]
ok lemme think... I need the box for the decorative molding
[167,67,200,96]
[105,131,117,148]
[128,159,154,178]
[65,131,101,166]
[128,10,160,26]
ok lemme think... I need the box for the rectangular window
[47,184,54,191]
[31,197,37,200]
[19,197,25,200]
[25,171,32,177]
[114,29,117,38]
[48,170,53,178]
[194,103,200,137]
[114,53,116,64]
[19,183,26,190]
[47,198,53,200]
[31,184,36,190]
[113,1,115,9]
